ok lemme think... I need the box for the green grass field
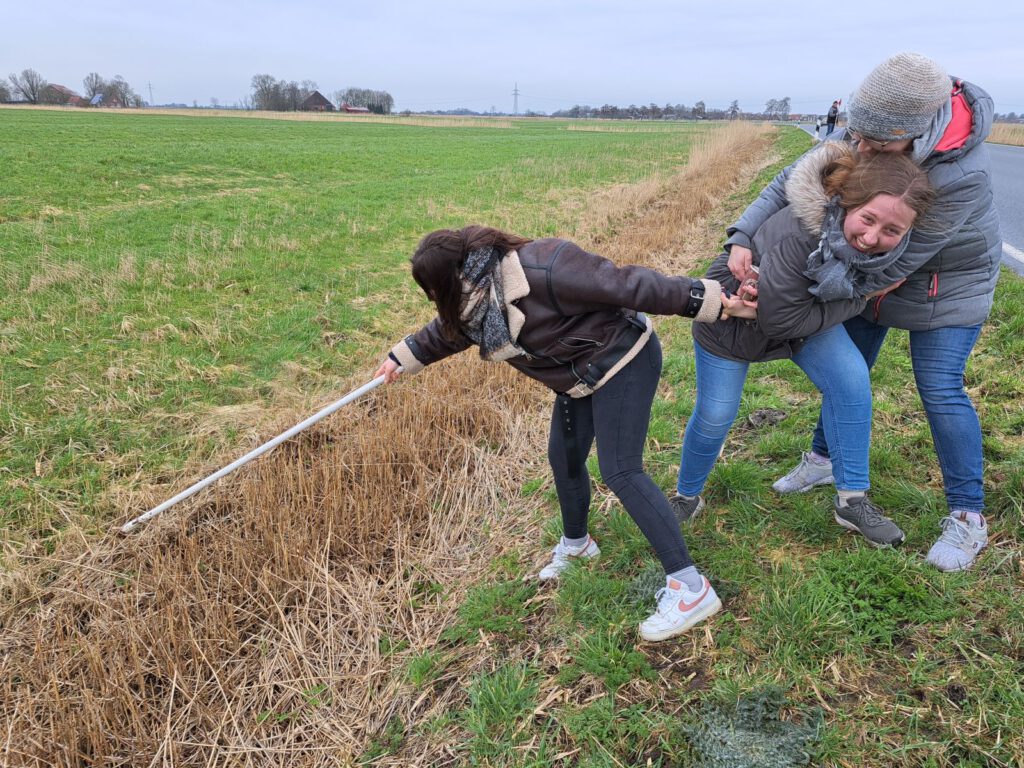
[2,109,1022,767]
[0,109,710,537]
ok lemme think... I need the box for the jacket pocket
[556,336,604,350]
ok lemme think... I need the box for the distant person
[671,144,933,550]
[826,100,841,135]
[375,226,755,642]
[725,52,1001,572]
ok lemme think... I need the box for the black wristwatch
[684,282,705,318]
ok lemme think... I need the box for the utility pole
[148,82,154,106]
[512,82,519,116]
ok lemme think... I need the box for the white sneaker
[639,575,722,642]
[926,513,988,572]
[537,536,600,581]
[772,451,834,494]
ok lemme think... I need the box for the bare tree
[336,87,394,114]
[9,68,47,103]
[104,75,143,107]
[692,100,706,119]
[83,72,106,99]
[727,100,740,120]
[0,81,10,102]
[251,74,280,110]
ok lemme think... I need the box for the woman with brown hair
[671,143,934,548]
[376,226,754,642]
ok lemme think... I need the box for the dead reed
[0,121,777,766]
[988,122,1024,147]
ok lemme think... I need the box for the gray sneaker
[833,495,905,547]
[773,451,834,493]
[926,513,988,572]
[669,494,705,524]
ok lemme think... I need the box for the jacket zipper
[928,273,939,299]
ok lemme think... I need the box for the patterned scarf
[805,197,911,302]
[459,246,527,361]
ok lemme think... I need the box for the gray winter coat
[694,144,866,362]
[725,79,1001,331]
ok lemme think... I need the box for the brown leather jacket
[390,238,722,396]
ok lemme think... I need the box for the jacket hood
[783,141,849,236]
[924,79,993,165]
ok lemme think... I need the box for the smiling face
[843,193,917,254]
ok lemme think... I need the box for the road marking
[1004,242,1024,272]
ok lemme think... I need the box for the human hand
[865,278,905,299]
[737,277,759,302]
[727,245,756,282]
[720,293,757,320]
[374,358,402,384]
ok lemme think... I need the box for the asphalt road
[796,125,1024,276]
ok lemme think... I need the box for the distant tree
[336,87,394,114]
[764,97,791,119]
[0,81,10,102]
[250,74,317,111]
[727,100,740,120]
[692,100,706,119]
[104,75,143,107]
[83,72,105,100]
[9,68,47,103]
[251,74,282,110]
[210,97,219,108]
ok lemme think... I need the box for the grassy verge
[385,127,1024,767]
[0,108,711,540]
[2,113,1021,767]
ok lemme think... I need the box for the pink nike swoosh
[678,580,710,612]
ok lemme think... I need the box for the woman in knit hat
[724,52,1000,572]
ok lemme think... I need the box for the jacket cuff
[390,337,426,374]
[725,231,753,251]
[694,280,723,323]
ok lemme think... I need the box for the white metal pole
[120,374,389,533]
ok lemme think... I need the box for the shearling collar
[784,141,849,237]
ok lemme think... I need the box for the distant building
[43,84,85,107]
[300,91,335,112]
[340,102,371,114]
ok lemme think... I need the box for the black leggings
[547,333,694,573]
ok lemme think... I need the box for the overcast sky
[5,1,1022,114]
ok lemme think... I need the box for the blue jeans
[549,334,695,574]
[677,324,872,495]
[811,315,984,513]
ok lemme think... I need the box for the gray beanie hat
[847,52,951,140]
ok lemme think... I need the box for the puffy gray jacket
[725,79,1001,331]
[694,144,867,362]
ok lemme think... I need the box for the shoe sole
[772,475,835,494]
[834,513,905,548]
[638,596,723,642]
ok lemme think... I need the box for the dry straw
[1,120,775,766]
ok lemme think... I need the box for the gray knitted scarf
[459,245,526,361]
[805,197,911,302]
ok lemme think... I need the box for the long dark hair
[411,226,532,340]
[822,146,935,223]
